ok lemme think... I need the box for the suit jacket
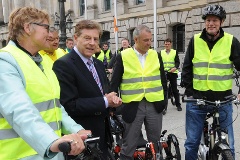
[110,50,168,123]
[52,49,110,156]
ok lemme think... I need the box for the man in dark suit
[110,25,167,159]
[53,20,122,159]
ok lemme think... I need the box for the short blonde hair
[74,20,102,38]
[8,7,49,41]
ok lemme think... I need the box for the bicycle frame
[183,96,239,160]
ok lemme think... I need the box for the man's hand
[107,68,113,73]
[170,67,177,73]
[105,92,122,107]
[237,94,240,100]
[77,129,92,140]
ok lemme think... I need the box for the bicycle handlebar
[58,137,101,153]
[182,95,239,106]
[58,142,71,153]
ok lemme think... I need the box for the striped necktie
[87,59,103,94]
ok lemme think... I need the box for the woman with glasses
[0,7,90,160]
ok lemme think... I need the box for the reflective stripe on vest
[120,48,164,103]
[161,49,178,73]
[193,32,233,91]
[0,44,62,159]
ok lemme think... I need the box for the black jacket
[182,28,240,101]
[53,50,111,157]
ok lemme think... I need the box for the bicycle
[157,130,181,160]
[183,95,239,160]
[162,71,176,115]
[59,136,116,160]
[112,130,181,160]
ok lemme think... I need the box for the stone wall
[103,0,240,55]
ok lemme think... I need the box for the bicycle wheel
[212,149,233,160]
[165,134,181,160]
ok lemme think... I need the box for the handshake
[105,92,122,108]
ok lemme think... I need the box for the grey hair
[49,26,59,33]
[133,25,151,38]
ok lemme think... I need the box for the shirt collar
[73,46,93,65]
[134,47,148,56]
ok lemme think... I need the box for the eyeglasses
[31,22,50,31]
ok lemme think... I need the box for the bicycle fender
[168,134,179,146]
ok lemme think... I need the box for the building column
[2,0,10,23]
[0,1,4,23]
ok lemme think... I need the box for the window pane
[105,0,111,11]
[136,0,145,5]
[80,0,85,16]
[173,24,185,53]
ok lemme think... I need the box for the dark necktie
[87,59,103,94]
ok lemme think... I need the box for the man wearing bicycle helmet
[182,4,240,159]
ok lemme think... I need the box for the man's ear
[221,20,224,25]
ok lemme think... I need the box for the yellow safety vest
[193,32,233,91]
[94,50,111,62]
[120,48,164,103]
[39,48,66,62]
[0,44,62,160]
[161,49,178,73]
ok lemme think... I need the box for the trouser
[167,72,181,106]
[184,102,235,160]
[120,100,163,160]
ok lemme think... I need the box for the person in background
[65,37,74,53]
[94,42,112,69]
[110,24,167,159]
[102,42,112,66]
[181,4,240,159]
[160,38,182,111]
[107,37,131,74]
[39,27,66,65]
[52,19,122,159]
[0,7,90,160]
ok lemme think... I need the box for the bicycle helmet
[202,4,226,20]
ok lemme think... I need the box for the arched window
[2,40,6,48]
[129,28,135,46]
[101,30,110,45]
[172,24,185,54]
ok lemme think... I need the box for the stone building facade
[0,0,240,65]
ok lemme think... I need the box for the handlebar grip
[182,98,198,103]
[58,142,71,153]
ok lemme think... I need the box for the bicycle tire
[165,134,181,160]
[212,149,234,160]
